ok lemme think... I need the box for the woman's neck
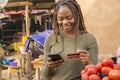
[64,28,79,37]
[64,31,76,37]
[62,30,80,38]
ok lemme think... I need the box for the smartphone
[48,54,64,61]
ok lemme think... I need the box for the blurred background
[75,0,120,56]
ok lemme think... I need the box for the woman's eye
[57,16,72,21]
[67,16,72,20]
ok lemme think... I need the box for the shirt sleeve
[41,34,55,80]
[87,34,98,65]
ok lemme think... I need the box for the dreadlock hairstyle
[52,0,87,53]
[53,0,87,42]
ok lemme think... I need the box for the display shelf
[0,21,22,45]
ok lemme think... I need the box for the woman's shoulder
[45,32,56,43]
[80,32,96,39]
[47,32,55,37]
[78,32,97,43]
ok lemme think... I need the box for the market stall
[0,0,55,80]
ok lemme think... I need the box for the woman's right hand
[46,57,64,68]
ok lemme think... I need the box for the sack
[28,39,43,59]
[24,30,53,59]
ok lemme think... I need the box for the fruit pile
[81,57,120,80]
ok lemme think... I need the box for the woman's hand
[77,50,90,65]
[46,57,64,68]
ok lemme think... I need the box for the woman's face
[57,6,76,34]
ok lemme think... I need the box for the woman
[41,0,98,80]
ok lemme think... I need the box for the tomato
[102,58,114,67]
[81,73,89,80]
[87,67,98,75]
[81,69,87,75]
[112,64,120,70]
[85,64,96,71]
[101,67,112,75]
[96,62,103,71]
[109,70,120,80]
[89,74,101,80]
[102,76,111,80]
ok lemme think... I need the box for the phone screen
[48,54,64,61]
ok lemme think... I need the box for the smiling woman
[41,0,98,80]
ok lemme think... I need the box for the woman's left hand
[77,50,90,65]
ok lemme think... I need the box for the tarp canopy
[25,30,53,52]
[4,0,55,10]
[0,0,8,9]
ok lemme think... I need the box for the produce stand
[81,57,120,80]
[0,0,55,80]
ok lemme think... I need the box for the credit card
[67,53,79,59]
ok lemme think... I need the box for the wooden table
[1,64,21,80]
[31,60,43,80]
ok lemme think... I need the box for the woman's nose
[63,19,69,25]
